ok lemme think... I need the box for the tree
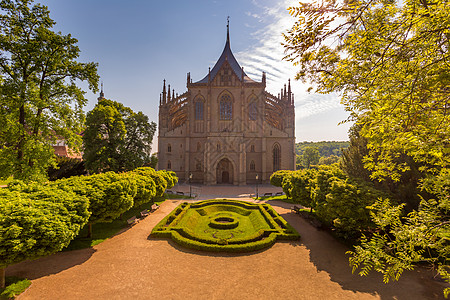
[302,146,319,168]
[283,0,450,293]
[0,0,99,181]
[83,99,156,173]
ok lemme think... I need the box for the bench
[275,192,283,196]
[151,204,160,212]
[140,209,149,217]
[264,192,272,197]
[166,190,174,194]
[127,216,139,226]
[176,191,184,195]
[290,205,302,214]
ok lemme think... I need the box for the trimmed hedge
[151,199,300,252]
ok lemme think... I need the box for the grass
[64,195,167,251]
[0,277,31,300]
[256,194,297,204]
[166,193,194,199]
[151,199,300,252]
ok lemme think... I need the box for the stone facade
[157,26,295,185]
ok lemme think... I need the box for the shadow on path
[6,247,96,280]
[267,200,447,300]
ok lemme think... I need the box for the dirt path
[7,196,448,300]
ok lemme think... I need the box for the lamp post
[255,174,259,200]
[189,173,193,198]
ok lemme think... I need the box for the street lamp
[255,174,259,200]
[189,173,193,198]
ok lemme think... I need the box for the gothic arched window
[195,101,204,120]
[250,160,255,171]
[273,144,281,171]
[167,144,172,153]
[250,145,255,152]
[167,160,172,170]
[219,94,232,120]
[248,102,257,120]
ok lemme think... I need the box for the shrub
[270,170,293,187]
[315,177,386,238]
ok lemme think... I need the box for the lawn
[65,195,167,251]
[151,199,300,252]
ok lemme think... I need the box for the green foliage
[0,189,89,268]
[151,200,300,252]
[0,276,31,300]
[47,156,87,181]
[0,0,99,181]
[157,170,178,190]
[124,171,156,208]
[318,178,385,238]
[348,195,450,297]
[295,141,349,158]
[83,99,156,174]
[302,146,319,168]
[52,172,136,224]
[318,155,340,165]
[270,170,292,187]
[281,169,317,208]
[283,0,450,293]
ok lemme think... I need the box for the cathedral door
[222,171,229,183]
[216,158,233,184]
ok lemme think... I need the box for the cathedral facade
[157,25,295,185]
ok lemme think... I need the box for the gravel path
[6,189,448,300]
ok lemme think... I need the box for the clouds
[236,0,350,130]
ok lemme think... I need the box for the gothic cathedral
[158,24,295,185]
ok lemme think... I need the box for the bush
[281,169,316,208]
[0,190,87,268]
[124,171,156,207]
[270,170,293,187]
[315,177,385,238]
[133,167,169,197]
[53,172,136,224]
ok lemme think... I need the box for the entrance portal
[216,158,233,184]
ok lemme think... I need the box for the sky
[38,0,352,150]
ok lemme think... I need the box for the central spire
[227,16,230,44]
[195,19,256,84]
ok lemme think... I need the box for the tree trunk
[0,267,5,289]
[87,223,92,238]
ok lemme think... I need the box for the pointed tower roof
[196,19,256,84]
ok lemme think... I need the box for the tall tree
[83,99,156,173]
[0,0,99,181]
[283,0,450,294]
[302,146,319,168]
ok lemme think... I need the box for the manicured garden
[151,199,300,252]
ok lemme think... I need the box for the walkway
[6,186,448,299]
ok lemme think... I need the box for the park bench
[290,205,302,214]
[140,209,149,217]
[166,190,174,194]
[275,192,283,196]
[176,191,184,195]
[127,216,139,226]
[264,192,272,197]
[151,204,160,212]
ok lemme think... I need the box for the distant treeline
[295,141,350,157]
